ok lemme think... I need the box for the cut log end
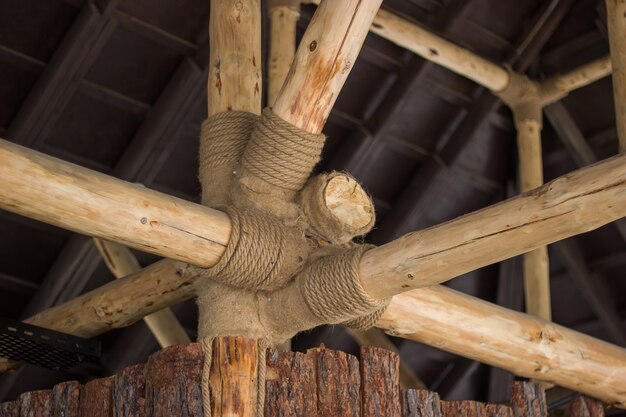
[324,175,374,230]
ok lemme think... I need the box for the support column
[606,0,626,152]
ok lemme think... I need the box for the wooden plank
[360,346,401,417]
[79,377,114,417]
[50,382,80,417]
[569,396,605,417]
[264,348,317,417]
[441,401,488,417]
[401,389,442,417]
[308,346,360,417]
[509,381,547,417]
[144,344,203,417]
[113,364,146,417]
[18,390,51,417]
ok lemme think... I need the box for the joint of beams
[495,68,543,125]
[196,107,383,345]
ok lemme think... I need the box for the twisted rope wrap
[300,246,390,324]
[193,207,307,291]
[242,108,325,191]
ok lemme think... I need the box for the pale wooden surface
[324,174,374,230]
[516,117,551,321]
[607,0,626,152]
[93,239,191,347]
[540,56,612,104]
[359,152,626,299]
[208,0,262,115]
[378,287,626,407]
[268,2,300,105]
[0,139,230,267]
[273,0,383,133]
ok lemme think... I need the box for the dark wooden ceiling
[0,0,624,408]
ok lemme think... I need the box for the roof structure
[0,0,625,410]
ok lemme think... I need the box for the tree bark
[360,346,401,417]
[113,364,146,417]
[79,377,114,417]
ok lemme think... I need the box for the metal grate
[0,318,100,371]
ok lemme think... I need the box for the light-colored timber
[378,286,626,407]
[540,56,612,104]
[1,139,626,298]
[0,139,230,267]
[93,239,191,347]
[515,115,551,321]
[324,174,373,230]
[273,0,383,133]
[208,0,262,116]
[607,0,626,152]
[267,0,300,105]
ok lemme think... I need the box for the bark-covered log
[264,348,317,417]
[360,346,401,417]
[441,401,488,417]
[401,389,442,417]
[569,396,604,417]
[486,404,514,417]
[113,364,146,417]
[509,382,547,417]
[145,344,203,417]
[51,381,80,417]
[18,389,51,417]
[80,377,113,417]
[308,347,360,417]
[0,401,18,417]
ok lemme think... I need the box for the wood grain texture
[509,381,547,417]
[379,287,626,407]
[50,382,80,417]
[0,139,231,268]
[273,0,383,133]
[485,404,514,417]
[308,346,360,417]
[441,401,488,417]
[401,389,442,417]
[0,402,18,417]
[80,377,113,417]
[606,0,626,151]
[268,1,300,105]
[569,396,605,417]
[208,0,262,115]
[360,346,401,417]
[209,337,260,417]
[18,390,51,417]
[113,364,146,417]
[145,344,203,417]
[265,348,317,417]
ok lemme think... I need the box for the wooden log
[346,328,426,389]
[360,346,401,417]
[0,139,230,268]
[94,239,191,347]
[540,56,612,104]
[80,377,114,417]
[145,344,203,417]
[509,381,547,417]
[113,364,146,417]
[267,0,300,106]
[18,390,51,417]
[569,396,605,417]
[50,381,80,417]
[0,401,18,417]
[485,404,514,417]
[401,389,442,417]
[441,401,488,417]
[360,152,626,299]
[208,0,262,115]
[515,114,551,321]
[25,259,196,338]
[273,0,383,133]
[377,288,626,407]
[264,348,317,417]
[323,174,374,231]
[606,0,626,152]
[308,346,360,417]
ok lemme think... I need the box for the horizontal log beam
[378,286,626,407]
[2,139,626,298]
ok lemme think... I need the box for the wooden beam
[606,0,626,152]
[378,286,626,408]
[207,0,262,116]
[540,56,612,104]
[93,239,191,347]
[267,0,300,105]
[273,0,383,133]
